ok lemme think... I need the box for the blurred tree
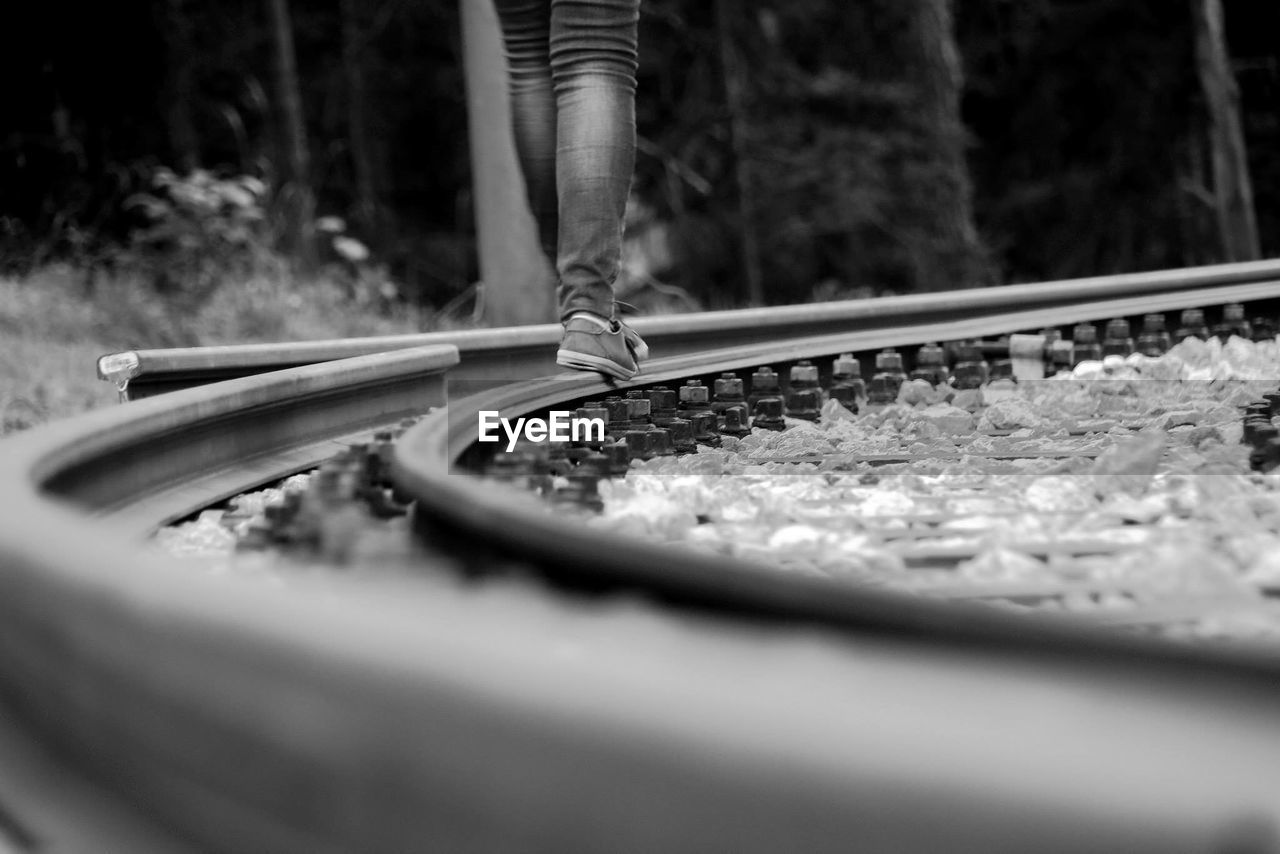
[460,0,555,325]
[266,0,315,265]
[714,0,764,305]
[340,0,378,233]
[158,0,199,172]
[4,0,1279,307]
[1191,0,1259,261]
[905,0,988,289]
[958,0,1202,281]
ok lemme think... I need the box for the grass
[0,265,440,435]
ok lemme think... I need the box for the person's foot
[557,313,647,381]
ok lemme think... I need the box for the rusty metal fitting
[874,349,906,376]
[1175,309,1209,343]
[1252,437,1280,472]
[1071,323,1102,365]
[576,404,609,426]
[869,349,908,401]
[752,397,786,431]
[949,340,989,389]
[624,429,653,461]
[678,379,710,405]
[573,409,608,450]
[677,380,714,423]
[1102,319,1133,357]
[989,359,1014,381]
[712,373,747,418]
[912,343,947,384]
[605,398,632,434]
[603,439,631,475]
[667,418,697,454]
[1047,339,1074,372]
[691,412,722,446]
[1216,303,1251,342]
[1137,313,1170,356]
[1252,423,1279,449]
[648,427,676,457]
[550,472,603,512]
[1243,415,1272,445]
[915,342,945,367]
[789,361,820,389]
[720,405,750,438]
[647,387,678,426]
[785,387,822,421]
[1263,391,1280,418]
[833,353,861,379]
[866,375,900,404]
[910,342,949,386]
[830,353,865,411]
[578,450,612,477]
[748,366,781,409]
[626,395,652,425]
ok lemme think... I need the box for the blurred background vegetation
[1,0,1277,426]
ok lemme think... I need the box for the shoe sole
[556,348,638,381]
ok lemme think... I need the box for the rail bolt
[1102,319,1134,357]
[1264,391,1280,418]
[648,427,676,457]
[604,439,632,475]
[748,366,781,409]
[714,373,746,402]
[789,361,820,389]
[624,429,653,461]
[667,418,697,454]
[691,412,722,446]
[721,405,751,438]
[626,396,653,425]
[752,397,787,431]
[786,388,822,421]
[1175,309,1209,343]
[679,380,710,404]
[648,386,678,424]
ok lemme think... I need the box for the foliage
[122,168,276,305]
[0,263,439,435]
[3,0,1279,308]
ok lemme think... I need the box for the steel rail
[98,259,1280,399]
[0,271,1279,849]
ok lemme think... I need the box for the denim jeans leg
[550,0,640,321]
[493,0,559,264]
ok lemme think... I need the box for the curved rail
[4,264,1280,849]
[393,280,1280,675]
[99,259,1280,399]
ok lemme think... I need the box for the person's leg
[493,0,559,264]
[549,0,640,322]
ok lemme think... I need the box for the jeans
[493,0,640,321]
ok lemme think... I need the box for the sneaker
[557,313,646,380]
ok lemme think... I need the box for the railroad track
[7,262,1280,852]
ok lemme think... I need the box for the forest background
[1,0,1277,427]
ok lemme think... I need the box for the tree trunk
[158,0,198,172]
[340,0,378,234]
[714,0,764,306]
[1192,0,1260,262]
[909,0,988,290]
[266,0,315,265]
[460,0,555,326]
